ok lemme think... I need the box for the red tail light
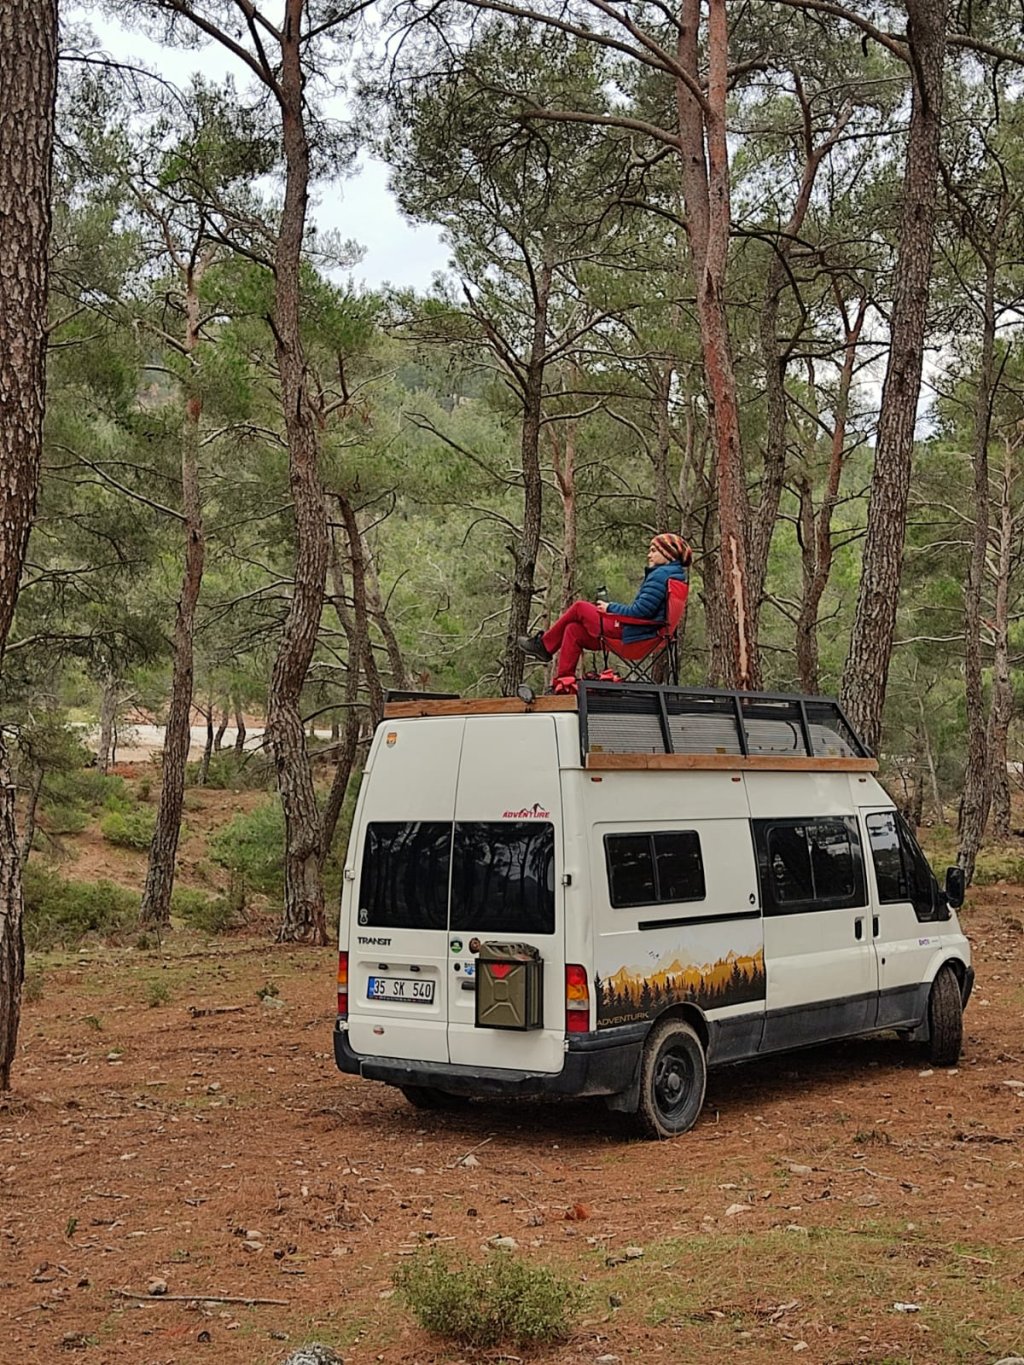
[565,963,590,1034]
[337,950,349,1018]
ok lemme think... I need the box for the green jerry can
[475,941,544,1031]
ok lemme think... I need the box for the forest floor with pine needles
[2,778,1024,1364]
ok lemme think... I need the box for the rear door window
[358,821,451,930]
[450,822,555,935]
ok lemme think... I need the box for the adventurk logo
[502,801,551,820]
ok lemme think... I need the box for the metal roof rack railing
[577,681,870,764]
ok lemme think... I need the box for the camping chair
[595,576,690,684]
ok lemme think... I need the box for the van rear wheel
[927,967,963,1066]
[637,1018,707,1139]
[399,1085,471,1111]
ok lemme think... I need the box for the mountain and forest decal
[596,947,766,1027]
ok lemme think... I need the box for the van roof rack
[577,681,872,768]
[381,683,876,772]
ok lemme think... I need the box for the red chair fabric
[596,577,689,683]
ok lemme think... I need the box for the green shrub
[210,798,284,895]
[394,1249,582,1348]
[23,968,44,1004]
[37,769,132,837]
[973,849,1024,886]
[100,807,156,850]
[171,887,234,935]
[186,750,272,791]
[22,865,139,949]
[145,979,171,1007]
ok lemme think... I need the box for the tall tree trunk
[141,259,206,926]
[676,0,757,689]
[233,698,246,756]
[360,526,408,691]
[957,257,996,884]
[320,530,367,871]
[198,704,214,786]
[499,252,552,695]
[988,443,1015,840]
[18,765,44,869]
[337,495,385,725]
[214,707,229,752]
[842,0,947,752]
[749,91,849,644]
[550,399,578,614]
[97,672,118,773]
[266,0,329,945]
[0,0,57,1091]
[795,296,866,693]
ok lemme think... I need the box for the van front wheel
[637,1019,707,1139]
[927,967,963,1066]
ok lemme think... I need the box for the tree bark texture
[499,253,553,696]
[337,494,385,725]
[988,442,1017,840]
[266,0,329,945]
[361,529,408,692]
[841,0,948,753]
[320,538,364,875]
[0,0,57,1090]
[549,403,578,614]
[957,256,996,884]
[676,0,758,690]
[141,261,206,926]
[233,699,246,756]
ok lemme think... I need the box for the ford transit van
[333,684,973,1138]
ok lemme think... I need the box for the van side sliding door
[753,812,878,1052]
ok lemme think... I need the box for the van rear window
[359,822,451,929]
[450,822,555,935]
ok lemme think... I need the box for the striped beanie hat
[652,532,692,565]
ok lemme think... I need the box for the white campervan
[333,684,973,1138]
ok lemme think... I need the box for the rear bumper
[333,1021,643,1099]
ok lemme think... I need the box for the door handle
[873,915,879,937]
[854,917,863,941]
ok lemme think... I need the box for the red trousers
[541,601,621,677]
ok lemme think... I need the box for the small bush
[186,750,271,791]
[171,887,234,935]
[22,865,139,950]
[394,1249,582,1348]
[973,849,1024,886]
[100,807,156,850]
[210,798,284,895]
[137,779,152,802]
[145,979,171,1007]
[23,968,44,1004]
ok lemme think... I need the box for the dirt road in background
[2,897,1023,1364]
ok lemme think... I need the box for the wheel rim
[653,1043,694,1122]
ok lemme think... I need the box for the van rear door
[447,715,565,1073]
[345,718,464,1065]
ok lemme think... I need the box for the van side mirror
[944,865,965,911]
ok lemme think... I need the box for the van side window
[756,817,865,913]
[451,822,555,935]
[866,811,937,920]
[605,831,705,908]
[359,822,451,929]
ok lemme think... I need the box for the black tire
[399,1085,471,1111]
[637,1018,707,1139]
[926,967,963,1066]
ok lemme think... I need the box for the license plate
[367,975,434,1004]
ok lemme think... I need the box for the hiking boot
[517,634,553,663]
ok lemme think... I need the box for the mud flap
[603,1054,642,1114]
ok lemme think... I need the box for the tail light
[337,950,349,1018]
[565,963,590,1034]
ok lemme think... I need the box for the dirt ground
[3,894,1024,1365]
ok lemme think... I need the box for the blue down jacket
[606,561,688,642]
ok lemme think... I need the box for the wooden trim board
[384,697,578,718]
[585,752,878,773]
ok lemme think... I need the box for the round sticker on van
[449,939,463,953]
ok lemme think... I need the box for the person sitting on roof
[518,533,691,680]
